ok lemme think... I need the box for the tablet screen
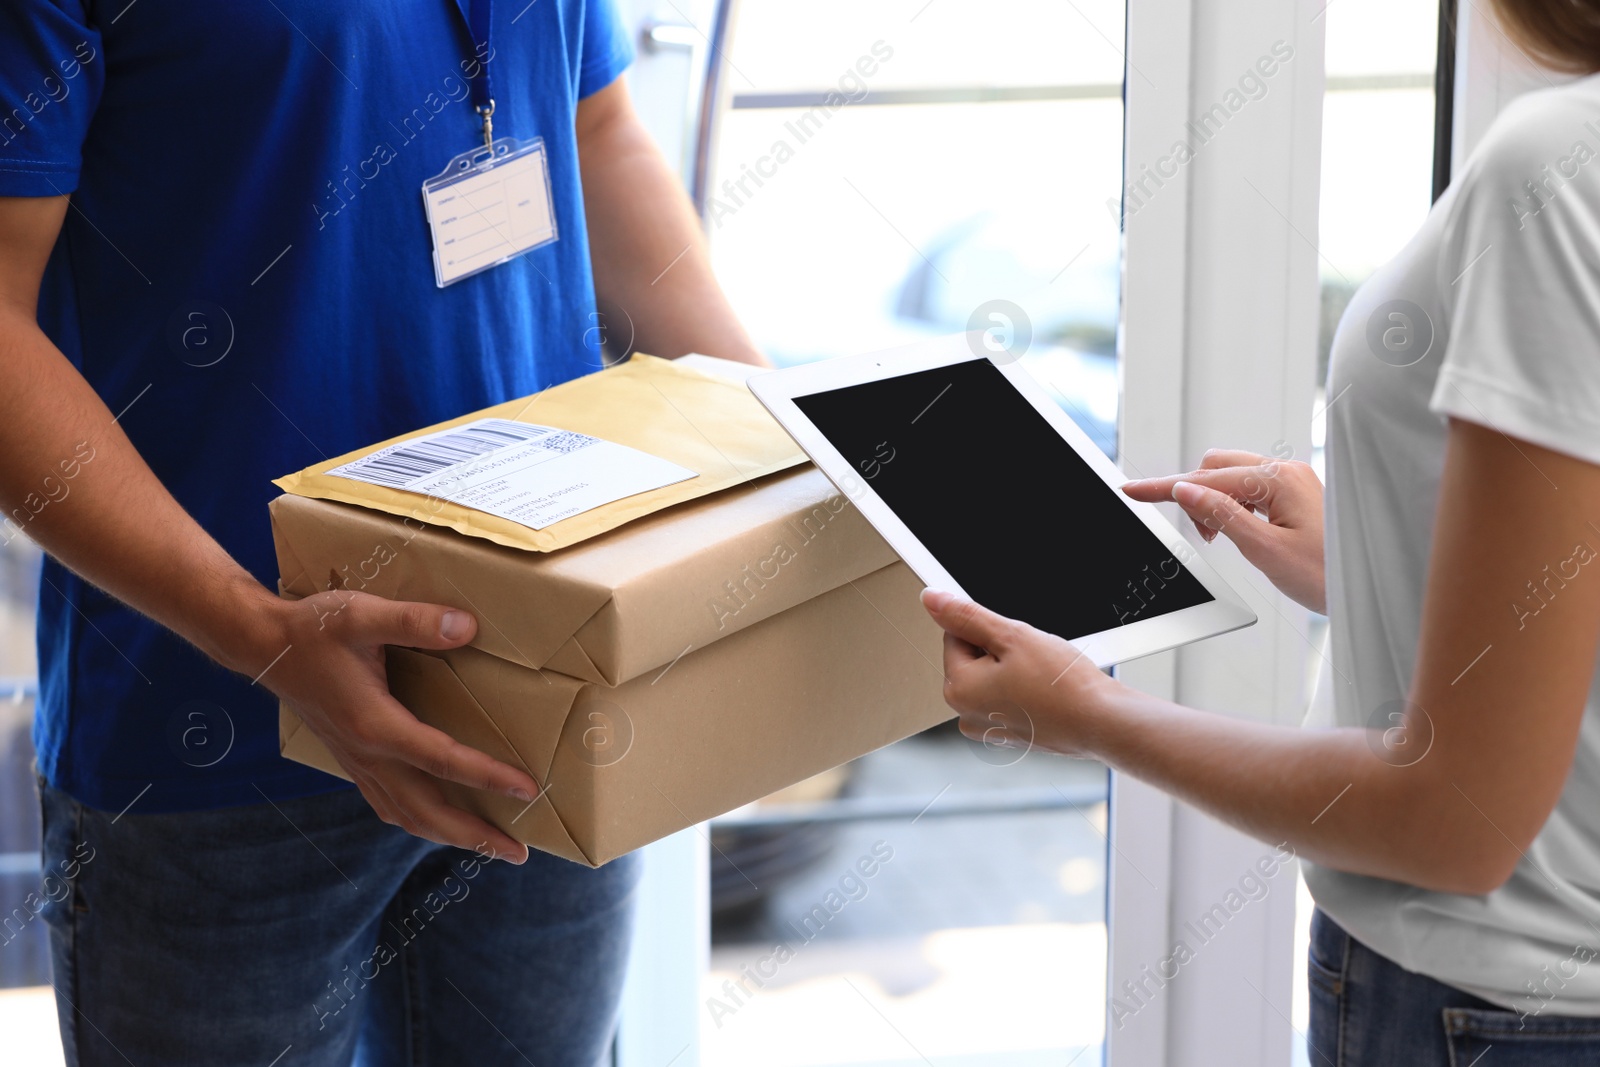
[794,357,1214,641]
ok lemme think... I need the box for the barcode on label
[335,420,551,488]
[540,431,597,454]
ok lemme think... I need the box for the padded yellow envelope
[272,354,807,552]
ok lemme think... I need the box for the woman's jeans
[1309,908,1600,1065]
[39,782,641,1067]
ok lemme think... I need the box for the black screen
[794,358,1213,640]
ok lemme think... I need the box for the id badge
[422,137,557,287]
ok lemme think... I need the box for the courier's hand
[251,590,537,863]
[1121,449,1326,613]
[921,589,1121,760]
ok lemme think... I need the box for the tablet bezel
[747,333,1257,668]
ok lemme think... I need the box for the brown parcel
[271,467,954,868]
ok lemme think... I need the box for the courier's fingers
[922,590,1015,654]
[368,768,529,862]
[369,697,542,802]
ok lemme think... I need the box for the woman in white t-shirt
[922,4,1600,1062]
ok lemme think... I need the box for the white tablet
[748,334,1256,667]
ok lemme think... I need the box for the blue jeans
[1309,908,1600,1065]
[39,782,641,1067]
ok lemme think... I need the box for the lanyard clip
[477,100,496,153]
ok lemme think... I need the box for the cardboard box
[271,356,952,865]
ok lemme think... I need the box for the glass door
[699,3,1126,1064]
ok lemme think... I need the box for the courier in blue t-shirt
[1,0,634,814]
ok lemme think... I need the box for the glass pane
[1324,0,1439,76]
[726,0,1125,94]
[1313,0,1440,413]
[705,2,1124,1064]
[706,755,1109,1067]
[710,98,1123,454]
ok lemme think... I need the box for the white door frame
[1112,1,1325,1064]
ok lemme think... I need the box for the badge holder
[422,133,558,288]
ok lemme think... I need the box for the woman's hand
[1122,449,1327,613]
[920,589,1123,759]
[919,424,1600,896]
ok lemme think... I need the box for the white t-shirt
[1304,72,1600,1015]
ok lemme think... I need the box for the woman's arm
[924,418,1600,894]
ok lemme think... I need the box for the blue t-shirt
[1,0,633,813]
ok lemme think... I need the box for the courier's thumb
[361,596,478,650]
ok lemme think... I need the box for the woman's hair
[1490,0,1600,74]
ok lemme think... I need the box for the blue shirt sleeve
[577,0,634,99]
[0,1,104,196]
